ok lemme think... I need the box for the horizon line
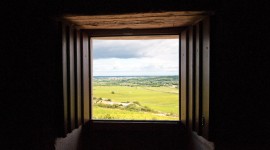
[93,75,179,77]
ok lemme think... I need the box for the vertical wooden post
[194,23,201,133]
[202,17,210,139]
[181,30,187,125]
[76,29,82,126]
[89,37,93,120]
[82,32,90,123]
[62,23,68,134]
[69,26,76,130]
[188,27,194,130]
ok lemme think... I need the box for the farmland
[92,76,179,121]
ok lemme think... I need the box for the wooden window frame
[87,28,182,123]
[61,17,210,139]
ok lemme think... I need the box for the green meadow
[92,76,179,121]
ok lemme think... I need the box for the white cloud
[93,38,179,76]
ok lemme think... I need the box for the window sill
[86,120,186,132]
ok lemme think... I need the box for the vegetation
[92,76,179,121]
[93,107,177,120]
[93,76,179,87]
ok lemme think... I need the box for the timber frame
[60,11,210,139]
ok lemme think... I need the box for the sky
[93,37,179,76]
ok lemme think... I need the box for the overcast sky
[93,38,179,76]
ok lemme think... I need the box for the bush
[111,91,115,94]
[133,101,141,106]
[112,104,121,108]
[141,106,152,112]
[96,103,122,109]
[125,103,139,111]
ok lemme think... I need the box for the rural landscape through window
[92,35,179,121]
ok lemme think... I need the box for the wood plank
[76,29,82,127]
[202,17,210,139]
[73,29,78,128]
[86,27,184,37]
[78,16,204,29]
[82,32,90,123]
[180,30,187,125]
[77,16,204,29]
[194,23,201,133]
[91,35,178,40]
[69,26,76,130]
[89,38,93,120]
[64,11,207,20]
[188,27,194,131]
[62,11,208,29]
[62,23,68,134]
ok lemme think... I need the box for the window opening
[91,35,180,121]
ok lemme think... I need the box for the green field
[92,80,179,121]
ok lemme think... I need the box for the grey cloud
[93,47,144,59]
[93,40,147,59]
[92,39,179,59]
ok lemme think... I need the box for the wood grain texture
[76,29,82,127]
[69,26,76,130]
[82,32,90,123]
[91,35,178,40]
[61,11,207,29]
[180,30,187,125]
[202,17,210,139]
[195,23,201,134]
[62,23,68,134]
[188,27,194,131]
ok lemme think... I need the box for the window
[91,35,179,121]
[61,11,210,139]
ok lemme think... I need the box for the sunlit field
[92,77,179,121]
[93,106,177,120]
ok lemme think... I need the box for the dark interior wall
[210,1,270,149]
[2,0,270,150]
[2,2,63,149]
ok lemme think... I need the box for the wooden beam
[89,37,93,121]
[76,16,204,29]
[194,23,201,134]
[82,32,90,123]
[76,29,82,127]
[91,35,178,40]
[188,27,194,131]
[181,30,187,125]
[69,26,76,130]
[62,23,69,134]
[85,27,184,37]
[64,11,207,20]
[202,17,210,139]
[61,11,208,29]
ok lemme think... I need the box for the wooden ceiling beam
[61,11,209,30]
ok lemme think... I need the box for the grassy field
[93,107,177,120]
[92,85,179,120]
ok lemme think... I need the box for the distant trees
[93,76,179,87]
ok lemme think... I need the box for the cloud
[93,39,179,59]
[92,38,179,76]
[93,40,144,59]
